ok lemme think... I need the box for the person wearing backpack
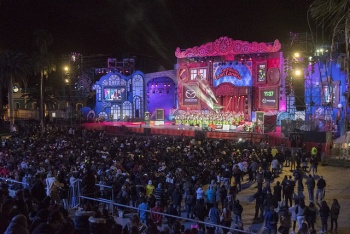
[264,205,278,234]
[330,198,340,232]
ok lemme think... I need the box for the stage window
[123,101,132,119]
[133,96,143,118]
[93,85,102,101]
[132,75,144,118]
[98,111,108,120]
[190,68,207,80]
[111,105,121,120]
[132,74,144,96]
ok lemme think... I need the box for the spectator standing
[57,170,69,210]
[172,186,183,215]
[220,206,232,234]
[318,200,330,233]
[150,201,163,226]
[196,185,205,204]
[330,198,340,232]
[81,167,96,203]
[284,176,294,208]
[256,171,264,191]
[154,183,165,207]
[206,185,215,211]
[278,203,292,234]
[30,173,46,203]
[219,184,228,210]
[145,180,155,196]
[208,202,220,232]
[137,197,149,224]
[45,171,64,205]
[193,200,206,231]
[284,148,291,167]
[305,202,317,231]
[253,189,264,221]
[273,181,282,208]
[232,199,243,225]
[271,158,279,178]
[249,160,259,182]
[289,201,298,234]
[309,155,317,176]
[184,187,195,219]
[305,174,315,202]
[290,153,296,171]
[295,199,307,231]
[233,165,242,191]
[264,205,279,234]
[315,176,326,203]
[166,203,178,229]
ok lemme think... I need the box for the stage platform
[82,121,287,145]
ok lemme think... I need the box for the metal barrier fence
[79,195,255,234]
[0,177,255,233]
[69,178,81,209]
[0,177,29,197]
[93,182,115,216]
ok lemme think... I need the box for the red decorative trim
[175,37,281,58]
[215,83,237,96]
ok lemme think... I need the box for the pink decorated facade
[175,36,285,122]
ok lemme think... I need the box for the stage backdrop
[213,62,252,87]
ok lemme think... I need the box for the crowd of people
[174,110,246,127]
[0,121,342,234]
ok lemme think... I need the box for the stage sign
[183,85,199,105]
[258,86,279,109]
[212,62,252,87]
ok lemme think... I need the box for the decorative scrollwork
[175,36,281,58]
[102,100,111,108]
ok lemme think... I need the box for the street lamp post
[64,66,71,125]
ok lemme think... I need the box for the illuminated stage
[82,121,285,145]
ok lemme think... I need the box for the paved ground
[84,163,350,233]
[235,164,350,234]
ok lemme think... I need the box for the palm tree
[31,29,56,132]
[0,50,30,129]
[310,0,350,132]
[21,86,57,111]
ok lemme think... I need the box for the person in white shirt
[271,158,280,178]
[289,203,298,234]
[196,186,205,203]
[45,171,64,204]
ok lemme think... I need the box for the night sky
[0,0,314,69]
